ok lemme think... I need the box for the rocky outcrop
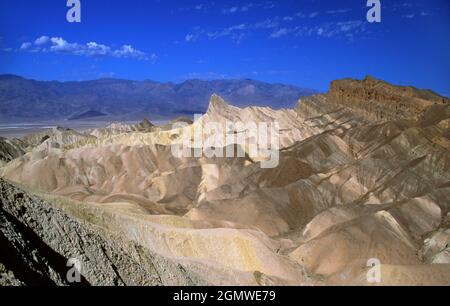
[133,118,155,132]
[0,137,24,166]
[0,179,233,286]
[328,76,449,122]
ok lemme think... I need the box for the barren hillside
[1,77,449,285]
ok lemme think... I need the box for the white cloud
[270,28,289,38]
[18,36,154,61]
[337,21,363,32]
[20,42,32,50]
[254,18,279,29]
[222,6,239,14]
[303,20,366,39]
[49,37,80,53]
[185,13,366,44]
[205,24,249,43]
[113,45,147,59]
[221,2,274,14]
[296,11,320,19]
[185,34,197,42]
[35,36,50,46]
[86,42,111,56]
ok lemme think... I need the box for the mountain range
[1,76,449,285]
[0,75,316,122]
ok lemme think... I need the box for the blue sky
[0,0,449,95]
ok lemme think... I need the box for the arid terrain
[1,76,449,286]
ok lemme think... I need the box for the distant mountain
[0,75,317,122]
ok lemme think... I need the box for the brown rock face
[329,76,449,122]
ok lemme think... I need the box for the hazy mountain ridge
[0,75,316,121]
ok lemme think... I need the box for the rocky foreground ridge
[0,138,24,167]
[1,76,449,286]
